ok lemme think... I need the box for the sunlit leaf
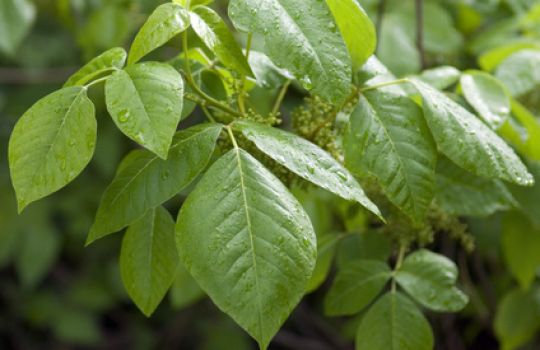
[190,6,252,76]
[64,47,127,87]
[128,3,190,65]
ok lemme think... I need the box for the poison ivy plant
[6,0,540,349]
[176,147,317,349]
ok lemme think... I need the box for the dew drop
[118,109,130,123]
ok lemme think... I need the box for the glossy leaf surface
[324,0,375,69]
[128,3,190,65]
[176,148,316,349]
[234,120,382,219]
[346,90,436,223]
[228,0,352,103]
[105,62,184,159]
[410,79,533,186]
[190,6,252,76]
[460,71,510,129]
[88,124,222,243]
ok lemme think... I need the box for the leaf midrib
[333,270,389,306]
[124,69,160,147]
[362,95,421,218]
[108,127,215,206]
[30,88,85,190]
[144,208,157,309]
[234,148,264,343]
[269,0,326,80]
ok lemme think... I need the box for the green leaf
[436,157,516,217]
[345,90,436,224]
[173,0,213,8]
[190,6,252,76]
[105,62,184,159]
[336,232,391,267]
[9,87,96,212]
[495,287,540,350]
[499,100,540,161]
[409,79,533,186]
[64,47,127,87]
[228,0,352,103]
[120,206,178,316]
[248,51,294,89]
[170,261,205,310]
[502,212,540,289]
[324,0,375,69]
[479,41,540,71]
[495,49,540,97]
[176,148,317,349]
[460,71,510,129]
[128,3,190,65]
[324,260,391,316]
[88,124,222,243]
[306,233,340,292]
[355,291,434,350]
[509,162,540,226]
[0,0,35,55]
[417,66,461,90]
[377,14,420,76]
[233,120,382,219]
[395,249,468,312]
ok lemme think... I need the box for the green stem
[226,126,239,149]
[391,245,406,292]
[182,30,241,119]
[359,78,410,92]
[84,76,109,89]
[271,80,291,116]
[237,32,253,116]
[201,105,216,123]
